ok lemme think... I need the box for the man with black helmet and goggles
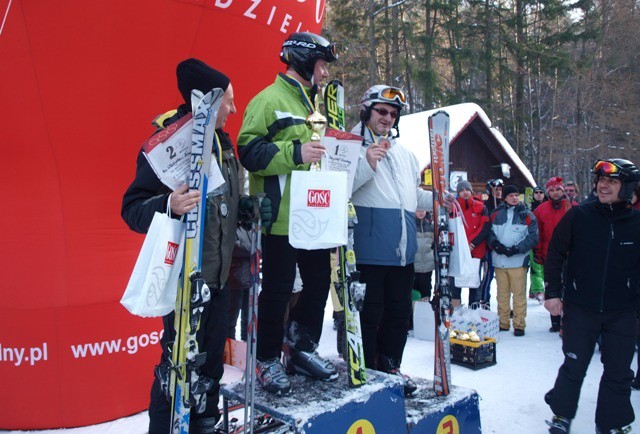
[544,158,640,433]
[237,32,339,395]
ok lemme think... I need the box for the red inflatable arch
[0,0,323,429]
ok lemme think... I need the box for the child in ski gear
[121,58,240,434]
[544,158,640,433]
[487,184,538,336]
[350,84,435,396]
[450,180,490,308]
[533,176,576,331]
[237,32,338,394]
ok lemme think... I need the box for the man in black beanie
[122,58,268,434]
[487,185,538,336]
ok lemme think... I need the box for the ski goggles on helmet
[592,159,623,178]
[370,86,407,105]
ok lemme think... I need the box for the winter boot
[256,357,291,395]
[190,416,220,434]
[377,354,418,397]
[283,321,338,381]
[546,415,571,433]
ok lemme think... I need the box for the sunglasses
[593,160,621,177]
[370,87,407,105]
[372,107,399,119]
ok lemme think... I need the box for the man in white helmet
[349,85,434,396]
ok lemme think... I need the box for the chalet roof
[396,103,536,187]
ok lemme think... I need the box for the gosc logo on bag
[307,189,331,207]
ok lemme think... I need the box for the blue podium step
[220,359,481,433]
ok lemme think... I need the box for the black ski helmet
[280,32,337,82]
[592,158,640,201]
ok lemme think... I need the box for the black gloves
[492,242,519,257]
[492,242,509,255]
[259,197,272,228]
[238,196,272,230]
[505,246,519,257]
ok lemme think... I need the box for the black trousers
[358,263,414,369]
[148,288,229,434]
[413,271,432,299]
[548,302,636,430]
[257,234,331,360]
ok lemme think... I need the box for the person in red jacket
[451,181,491,307]
[533,176,575,332]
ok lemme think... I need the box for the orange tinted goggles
[379,87,407,104]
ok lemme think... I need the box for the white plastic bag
[454,257,481,288]
[121,212,185,317]
[448,215,474,278]
[413,299,435,341]
[289,170,348,250]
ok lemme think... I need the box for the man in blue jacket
[544,158,640,434]
[350,85,433,396]
[487,184,539,337]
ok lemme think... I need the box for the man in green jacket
[237,32,338,394]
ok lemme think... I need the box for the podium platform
[220,360,481,433]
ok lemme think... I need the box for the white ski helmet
[360,85,408,135]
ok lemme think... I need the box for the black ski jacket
[121,107,241,289]
[544,200,640,312]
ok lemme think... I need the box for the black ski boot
[283,321,338,381]
[256,357,291,395]
[377,354,418,397]
[546,415,571,433]
[190,416,220,434]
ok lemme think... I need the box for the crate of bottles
[449,335,496,370]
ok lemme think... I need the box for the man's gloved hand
[238,196,255,230]
[238,196,272,230]
[493,243,509,255]
[504,246,519,257]
[259,196,272,229]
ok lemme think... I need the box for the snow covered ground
[4,288,639,434]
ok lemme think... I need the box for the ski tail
[341,202,367,388]
[429,110,452,396]
[169,87,225,434]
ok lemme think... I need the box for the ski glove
[238,196,272,230]
[259,197,272,229]
[504,246,519,257]
[493,243,509,255]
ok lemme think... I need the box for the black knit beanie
[503,185,519,197]
[176,58,230,110]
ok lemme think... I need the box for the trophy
[306,93,327,141]
[306,93,327,170]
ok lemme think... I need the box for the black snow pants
[548,302,636,431]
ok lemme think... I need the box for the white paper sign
[320,128,363,197]
[142,97,226,194]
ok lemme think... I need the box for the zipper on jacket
[600,222,614,312]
